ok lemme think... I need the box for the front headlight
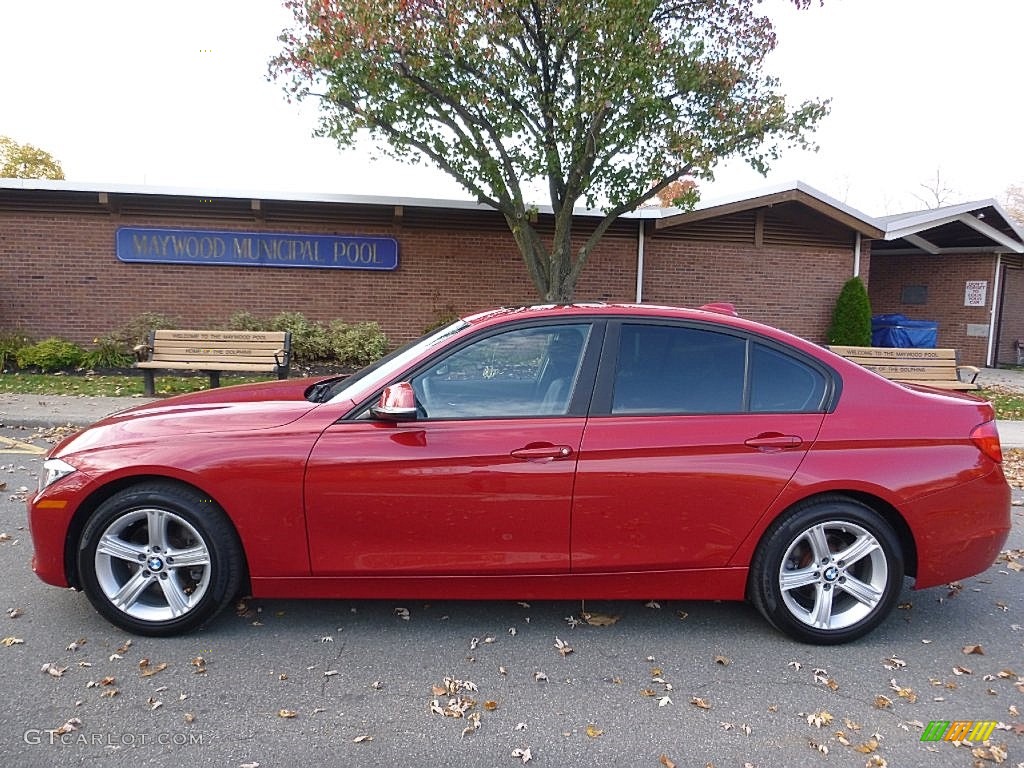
[39,458,77,492]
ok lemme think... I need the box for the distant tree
[272,0,829,302]
[827,277,872,346]
[911,168,956,209]
[1003,184,1024,224]
[0,136,65,180]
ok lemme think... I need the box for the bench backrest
[826,345,961,383]
[149,330,289,364]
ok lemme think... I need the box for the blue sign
[116,227,398,271]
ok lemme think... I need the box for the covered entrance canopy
[869,201,1024,367]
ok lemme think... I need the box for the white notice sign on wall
[964,280,988,307]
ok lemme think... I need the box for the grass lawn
[982,387,1024,420]
[0,372,274,398]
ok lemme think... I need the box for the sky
[1,0,1021,216]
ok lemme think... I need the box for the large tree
[272,0,828,301]
[0,136,64,180]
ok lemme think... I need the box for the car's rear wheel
[749,496,903,644]
[77,482,243,636]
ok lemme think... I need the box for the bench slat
[898,380,981,390]
[827,345,958,360]
[147,347,283,357]
[153,330,288,343]
[148,341,286,352]
[826,345,979,390]
[856,361,959,371]
[136,361,281,372]
[144,356,280,364]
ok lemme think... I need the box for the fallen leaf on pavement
[41,662,67,678]
[854,738,879,754]
[805,710,833,728]
[139,659,168,677]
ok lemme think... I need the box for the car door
[571,321,831,572]
[305,321,600,576]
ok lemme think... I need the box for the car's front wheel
[749,496,904,644]
[77,482,243,636]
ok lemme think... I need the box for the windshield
[321,319,470,404]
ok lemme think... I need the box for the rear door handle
[744,433,803,451]
[511,444,574,462]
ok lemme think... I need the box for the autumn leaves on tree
[0,136,64,180]
[272,0,829,301]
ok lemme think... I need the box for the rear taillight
[971,420,1003,463]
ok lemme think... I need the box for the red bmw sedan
[29,304,1011,643]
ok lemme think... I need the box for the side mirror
[371,382,418,421]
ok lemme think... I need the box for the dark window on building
[901,285,928,305]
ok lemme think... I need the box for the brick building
[1,179,1021,367]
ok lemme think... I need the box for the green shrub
[109,312,182,350]
[84,337,135,369]
[827,277,872,346]
[75,313,182,369]
[226,311,268,332]
[328,320,389,367]
[16,338,87,372]
[268,311,332,364]
[0,331,32,371]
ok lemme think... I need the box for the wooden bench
[827,345,980,390]
[135,330,291,396]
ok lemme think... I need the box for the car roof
[457,303,832,359]
[462,302,766,334]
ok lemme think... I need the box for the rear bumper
[906,468,1011,589]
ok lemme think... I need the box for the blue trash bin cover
[871,314,938,348]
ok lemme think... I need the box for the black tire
[77,481,243,636]
[748,495,904,644]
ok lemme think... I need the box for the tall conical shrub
[827,277,872,346]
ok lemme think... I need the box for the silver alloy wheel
[93,507,212,622]
[777,520,888,630]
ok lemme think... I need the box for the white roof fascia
[0,178,504,214]
[958,213,1024,253]
[0,177,884,228]
[884,210,977,239]
[879,199,1024,240]
[652,179,881,228]
[988,200,1024,242]
[881,199,996,232]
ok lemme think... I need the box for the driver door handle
[744,433,803,451]
[511,444,574,462]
